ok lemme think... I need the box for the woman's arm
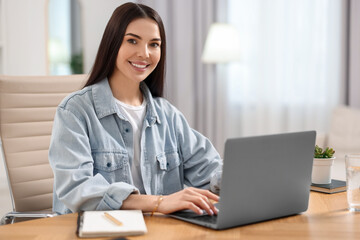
[121,187,219,215]
[174,110,223,193]
[49,106,138,213]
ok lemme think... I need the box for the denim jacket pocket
[156,151,181,171]
[155,151,182,194]
[92,152,130,183]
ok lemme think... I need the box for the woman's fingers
[185,202,203,215]
[184,193,213,215]
[182,188,218,215]
[157,187,219,215]
[193,188,219,202]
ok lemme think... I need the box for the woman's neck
[109,74,143,106]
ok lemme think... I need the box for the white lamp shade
[202,23,241,63]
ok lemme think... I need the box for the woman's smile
[128,61,151,72]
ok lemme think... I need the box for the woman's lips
[129,61,150,72]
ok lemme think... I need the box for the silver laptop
[170,131,316,230]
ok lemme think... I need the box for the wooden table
[0,191,359,240]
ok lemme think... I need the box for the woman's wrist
[121,194,168,214]
[151,195,164,216]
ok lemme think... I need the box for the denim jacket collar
[140,82,161,125]
[92,78,161,125]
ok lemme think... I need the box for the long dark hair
[84,2,166,97]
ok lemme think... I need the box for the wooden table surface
[0,191,359,240]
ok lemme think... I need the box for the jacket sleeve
[49,107,138,213]
[175,111,223,194]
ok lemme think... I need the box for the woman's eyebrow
[125,33,161,42]
[125,33,141,39]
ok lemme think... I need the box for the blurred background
[0,0,359,217]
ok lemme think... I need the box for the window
[225,0,346,137]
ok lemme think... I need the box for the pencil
[104,212,123,226]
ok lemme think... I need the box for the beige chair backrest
[0,74,87,212]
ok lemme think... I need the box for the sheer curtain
[349,0,360,108]
[222,0,347,144]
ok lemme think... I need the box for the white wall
[78,0,129,73]
[3,0,48,75]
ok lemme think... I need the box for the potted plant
[312,145,336,184]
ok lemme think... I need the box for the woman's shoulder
[152,97,180,114]
[58,85,93,110]
[151,97,188,125]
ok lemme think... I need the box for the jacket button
[107,162,112,167]
[125,128,130,133]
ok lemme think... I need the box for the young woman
[49,2,222,216]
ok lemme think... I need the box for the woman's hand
[157,187,219,215]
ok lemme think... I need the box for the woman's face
[114,18,161,84]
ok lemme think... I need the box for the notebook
[170,131,316,230]
[311,179,347,194]
[77,210,147,238]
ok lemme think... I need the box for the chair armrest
[1,210,58,225]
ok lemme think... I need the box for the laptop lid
[216,131,316,229]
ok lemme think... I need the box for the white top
[115,98,147,194]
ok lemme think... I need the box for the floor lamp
[201,23,241,155]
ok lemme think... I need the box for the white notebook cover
[78,210,147,238]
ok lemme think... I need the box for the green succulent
[70,53,84,74]
[314,145,335,158]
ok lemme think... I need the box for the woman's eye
[127,39,137,44]
[150,42,160,48]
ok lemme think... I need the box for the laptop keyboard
[172,211,218,224]
[191,214,218,224]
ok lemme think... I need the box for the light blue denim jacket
[49,78,222,215]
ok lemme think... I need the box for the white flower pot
[311,157,335,184]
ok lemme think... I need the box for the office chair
[0,74,87,224]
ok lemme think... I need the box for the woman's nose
[137,45,149,58]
